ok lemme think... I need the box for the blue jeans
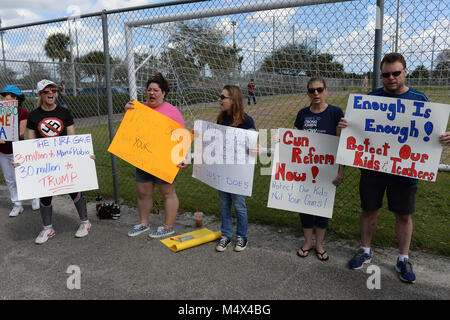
[218,190,248,239]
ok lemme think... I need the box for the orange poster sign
[108,100,192,183]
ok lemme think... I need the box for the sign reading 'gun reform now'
[267,129,339,218]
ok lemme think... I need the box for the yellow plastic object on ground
[160,228,222,252]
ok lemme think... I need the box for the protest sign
[13,134,98,200]
[0,100,19,141]
[336,94,449,182]
[267,129,339,219]
[108,100,192,184]
[192,120,258,196]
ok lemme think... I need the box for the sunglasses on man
[307,87,325,94]
[381,70,403,78]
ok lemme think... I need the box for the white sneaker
[35,228,55,244]
[75,221,91,238]
[9,206,24,217]
[31,199,40,211]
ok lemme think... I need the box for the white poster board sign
[192,120,258,196]
[336,94,449,182]
[267,129,339,219]
[13,134,98,200]
[0,100,19,141]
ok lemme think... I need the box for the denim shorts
[135,167,177,184]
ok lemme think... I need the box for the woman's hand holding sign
[125,101,135,111]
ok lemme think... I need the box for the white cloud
[245,8,297,26]
[0,8,43,27]
[0,1,158,27]
[93,0,155,11]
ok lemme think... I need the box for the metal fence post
[101,10,120,205]
[372,0,384,90]
[0,19,6,74]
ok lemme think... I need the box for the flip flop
[315,249,329,261]
[296,247,312,258]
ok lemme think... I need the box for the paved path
[0,186,449,300]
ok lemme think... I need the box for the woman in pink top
[125,73,188,239]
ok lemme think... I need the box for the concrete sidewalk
[0,187,449,300]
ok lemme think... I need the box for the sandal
[315,249,329,261]
[296,247,312,258]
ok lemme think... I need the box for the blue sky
[0,0,164,27]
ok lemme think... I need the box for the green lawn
[5,87,448,256]
[75,110,449,256]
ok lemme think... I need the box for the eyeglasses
[219,94,231,100]
[307,87,325,94]
[381,70,403,78]
[42,88,58,94]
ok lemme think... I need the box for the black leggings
[40,192,80,206]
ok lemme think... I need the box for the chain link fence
[0,0,448,221]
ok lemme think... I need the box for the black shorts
[135,167,177,185]
[359,172,417,215]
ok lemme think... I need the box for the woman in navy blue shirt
[294,77,345,261]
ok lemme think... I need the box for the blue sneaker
[395,258,416,283]
[128,224,150,237]
[148,226,175,239]
[348,248,372,269]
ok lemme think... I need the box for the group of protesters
[1,52,449,285]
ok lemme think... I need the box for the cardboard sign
[13,134,98,200]
[0,100,19,141]
[108,100,192,184]
[336,94,449,182]
[267,129,339,218]
[192,120,258,196]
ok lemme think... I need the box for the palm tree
[75,51,113,86]
[44,33,71,81]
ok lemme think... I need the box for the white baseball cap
[37,79,57,92]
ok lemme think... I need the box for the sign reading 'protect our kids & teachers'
[337,94,449,182]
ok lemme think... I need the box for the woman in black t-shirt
[294,77,345,261]
[26,79,93,244]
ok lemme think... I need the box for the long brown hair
[217,85,245,127]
